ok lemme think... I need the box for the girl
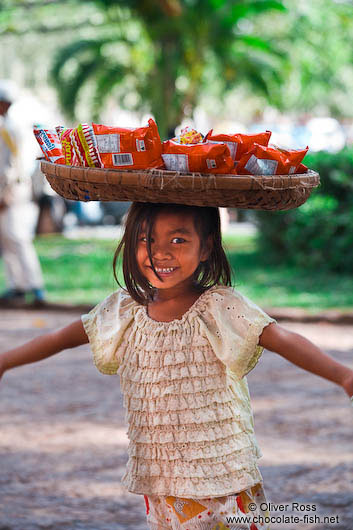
[1,202,352,530]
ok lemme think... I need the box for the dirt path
[0,309,352,530]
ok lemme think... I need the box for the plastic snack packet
[56,127,79,166]
[204,130,272,163]
[70,123,102,168]
[162,140,234,174]
[235,143,309,175]
[33,126,65,164]
[171,126,204,144]
[92,118,163,169]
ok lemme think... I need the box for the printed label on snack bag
[206,159,217,169]
[97,134,120,153]
[112,153,134,166]
[208,140,237,160]
[162,153,189,172]
[245,155,278,175]
[289,166,297,174]
[136,139,146,152]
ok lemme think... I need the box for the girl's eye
[172,237,186,244]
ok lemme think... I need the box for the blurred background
[0,0,352,309]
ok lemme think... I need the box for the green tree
[49,0,286,138]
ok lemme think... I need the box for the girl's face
[136,211,211,292]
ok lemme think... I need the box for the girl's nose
[151,243,172,258]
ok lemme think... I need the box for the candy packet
[70,123,102,168]
[171,126,204,144]
[92,118,163,169]
[204,130,272,163]
[56,127,79,166]
[162,140,234,174]
[235,143,309,175]
[33,126,65,164]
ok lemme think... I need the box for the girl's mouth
[152,266,178,276]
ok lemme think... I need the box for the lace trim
[126,418,253,444]
[128,433,254,461]
[122,466,263,498]
[125,401,243,428]
[123,386,238,412]
[124,344,218,369]
[242,316,274,377]
[119,373,231,398]
[118,359,224,385]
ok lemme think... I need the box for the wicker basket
[40,160,320,211]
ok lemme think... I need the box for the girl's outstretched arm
[259,322,353,401]
[0,319,89,380]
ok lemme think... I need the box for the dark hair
[113,202,233,305]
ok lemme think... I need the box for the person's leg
[0,202,45,296]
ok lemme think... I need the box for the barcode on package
[97,134,120,153]
[112,153,134,166]
[162,153,189,172]
[245,155,278,175]
[206,159,217,169]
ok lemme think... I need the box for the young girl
[1,202,352,530]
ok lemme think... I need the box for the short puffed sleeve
[81,289,136,375]
[199,286,276,380]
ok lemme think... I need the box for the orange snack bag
[204,130,271,162]
[161,140,234,174]
[235,143,309,175]
[92,118,163,169]
[33,126,65,164]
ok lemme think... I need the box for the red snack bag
[56,127,79,166]
[204,130,271,163]
[236,143,309,175]
[33,126,65,164]
[92,118,163,169]
[69,123,102,168]
[161,140,234,174]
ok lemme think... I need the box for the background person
[0,79,45,305]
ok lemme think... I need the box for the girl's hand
[341,370,353,407]
[0,354,5,382]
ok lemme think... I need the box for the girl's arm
[0,319,89,380]
[259,322,353,400]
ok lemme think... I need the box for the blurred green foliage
[253,148,353,273]
[1,233,351,309]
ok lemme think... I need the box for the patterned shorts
[144,482,271,530]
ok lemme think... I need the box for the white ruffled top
[81,284,276,498]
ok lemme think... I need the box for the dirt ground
[0,309,352,530]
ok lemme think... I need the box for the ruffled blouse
[81,284,276,498]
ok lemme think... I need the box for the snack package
[235,143,309,175]
[171,126,204,144]
[92,118,163,169]
[204,130,272,163]
[33,126,65,164]
[56,126,79,166]
[162,140,234,174]
[70,123,102,168]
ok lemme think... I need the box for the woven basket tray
[40,160,320,211]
